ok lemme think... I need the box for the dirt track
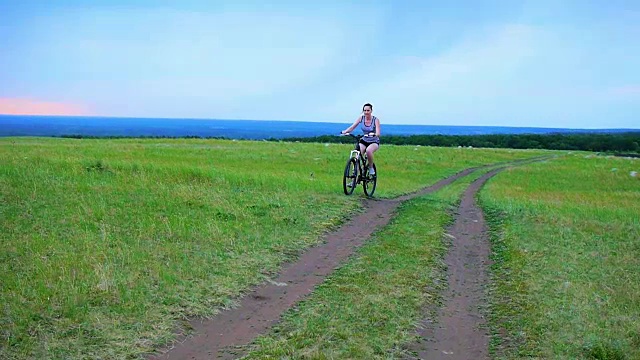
[150,161,535,359]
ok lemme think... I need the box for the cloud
[25,8,372,119]
[0,98,90,115]
[327,24,542,124]
[609,85,640,97]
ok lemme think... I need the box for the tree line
[60,132,640,154]
[276,132,640,154]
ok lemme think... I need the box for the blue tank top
[360,115,379,144]
[360,115,377,134]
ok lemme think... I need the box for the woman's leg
[365,143,379,174]
[359,142,367,156]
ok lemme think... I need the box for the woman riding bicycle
[341,103,381,176]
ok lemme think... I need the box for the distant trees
[61,134,230,140]
[276,132,640,154]
[59,132,640,154]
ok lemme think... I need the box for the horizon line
[1,113,638,131]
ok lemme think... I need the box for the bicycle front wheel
[363,163,377,197]
[343,158,358,195]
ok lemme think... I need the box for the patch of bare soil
[405,168,506,360]
[148,168,478,360]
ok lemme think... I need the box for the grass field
[0,137,546,359]
[481,154,640,359]
[4,137,637,359]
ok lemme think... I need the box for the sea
[0,115,636,140]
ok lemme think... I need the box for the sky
[0,0,638,128]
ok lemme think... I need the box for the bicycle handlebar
[340,132,376,138]
[340,132,359,138]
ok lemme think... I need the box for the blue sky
[1,0,638,128]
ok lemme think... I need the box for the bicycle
[341,133,378,197]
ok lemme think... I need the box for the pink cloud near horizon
[0,98,91,116]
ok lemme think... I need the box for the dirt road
[150,161,535,359]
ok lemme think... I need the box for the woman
[341,103,381,175]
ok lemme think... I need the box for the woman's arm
[375,117,381,136]
[341,116,362,134]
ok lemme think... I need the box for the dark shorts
[359,136,380,147]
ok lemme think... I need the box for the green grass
[0,137,550,359]
[481,154,640,359]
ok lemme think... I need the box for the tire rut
[404,165,526,359]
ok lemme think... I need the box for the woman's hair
[362,103,373,111]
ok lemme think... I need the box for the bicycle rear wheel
[363,163,377,197]
[343,158,358,195]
